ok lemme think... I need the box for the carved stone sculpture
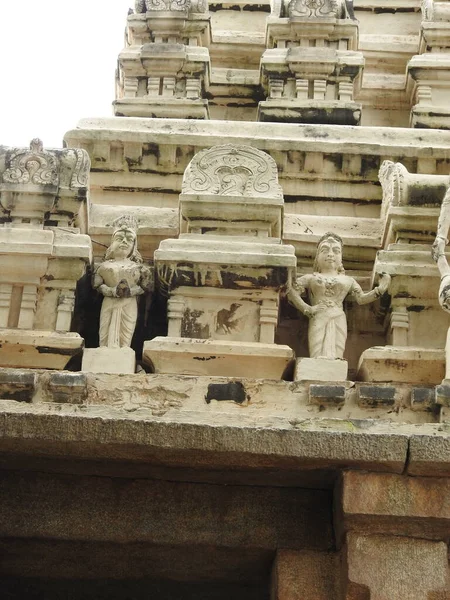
[432,185,450,379]
[287,233,391,359]
[93,216,152,348]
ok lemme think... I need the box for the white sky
[0,1,134,149]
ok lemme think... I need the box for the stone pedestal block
[143,337,294,379]
[82,347,136,375]
[357,346,445,384]
[0,329,84,370]
[294,357,348,382]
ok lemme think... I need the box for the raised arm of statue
[432,186,450,272]
[287,233,391,360]
[349,273,391,305]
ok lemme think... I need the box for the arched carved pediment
[287,0,348,18]
[182,145,283,198]
[2,139,59,187]
[1,140,90,191]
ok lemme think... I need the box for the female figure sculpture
[93,216,152,348]
[287,233,391,359]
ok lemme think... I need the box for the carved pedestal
[143,145,296,378]
[295,357,348,382]
[82,347,136,375]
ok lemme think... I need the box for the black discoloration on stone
[411,387,435,411]
[36,346,81,356]
[181,309,210,339]
[436,385,450,407]
[49,372,88,405]
[205,381,247,404]
[407,305,425,312]
[309,385,346,406]
[0,369,35,403]
[358,385,396,408]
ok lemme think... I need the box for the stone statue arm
[350,274,391,305]
[287,274,322,319]
[93,269,117,298]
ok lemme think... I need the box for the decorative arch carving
[182,145,283,198]
[287,0,345,18]
[2,139,59,187]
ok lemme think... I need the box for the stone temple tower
[2,1,450,599]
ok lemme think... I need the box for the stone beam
[0,401,409,476]
[0,470,332,551]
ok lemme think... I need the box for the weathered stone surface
[0,369,36,402]
[271,550,339,600]
[309,385,346,407]
[338,471,450,542]
[295,358,348,382]
[408,432,450,477]
[48,372,87,404]
[0,470,332,550]
[357,347,446,384]
[143,337,294,378]
[82,347,136,375]
[0,400,412,475]
[357,384,396,408]
[344,533,449,600]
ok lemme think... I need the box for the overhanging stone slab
[0,401,409,474]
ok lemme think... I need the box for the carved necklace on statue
[317,274,339,297]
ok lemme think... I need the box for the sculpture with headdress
[93,215,152,348]
[288,233,390,359]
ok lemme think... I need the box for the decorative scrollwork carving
[3,138,59,186]
[182,145,283,198]
[288,0,341,18]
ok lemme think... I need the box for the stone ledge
[0,401,409,475]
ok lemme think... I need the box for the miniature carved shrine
[2,2,450,599]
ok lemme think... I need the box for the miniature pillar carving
[390,307,409,346]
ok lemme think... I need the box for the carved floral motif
[182,145,283,198]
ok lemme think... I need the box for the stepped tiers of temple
[1,2,450,599]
